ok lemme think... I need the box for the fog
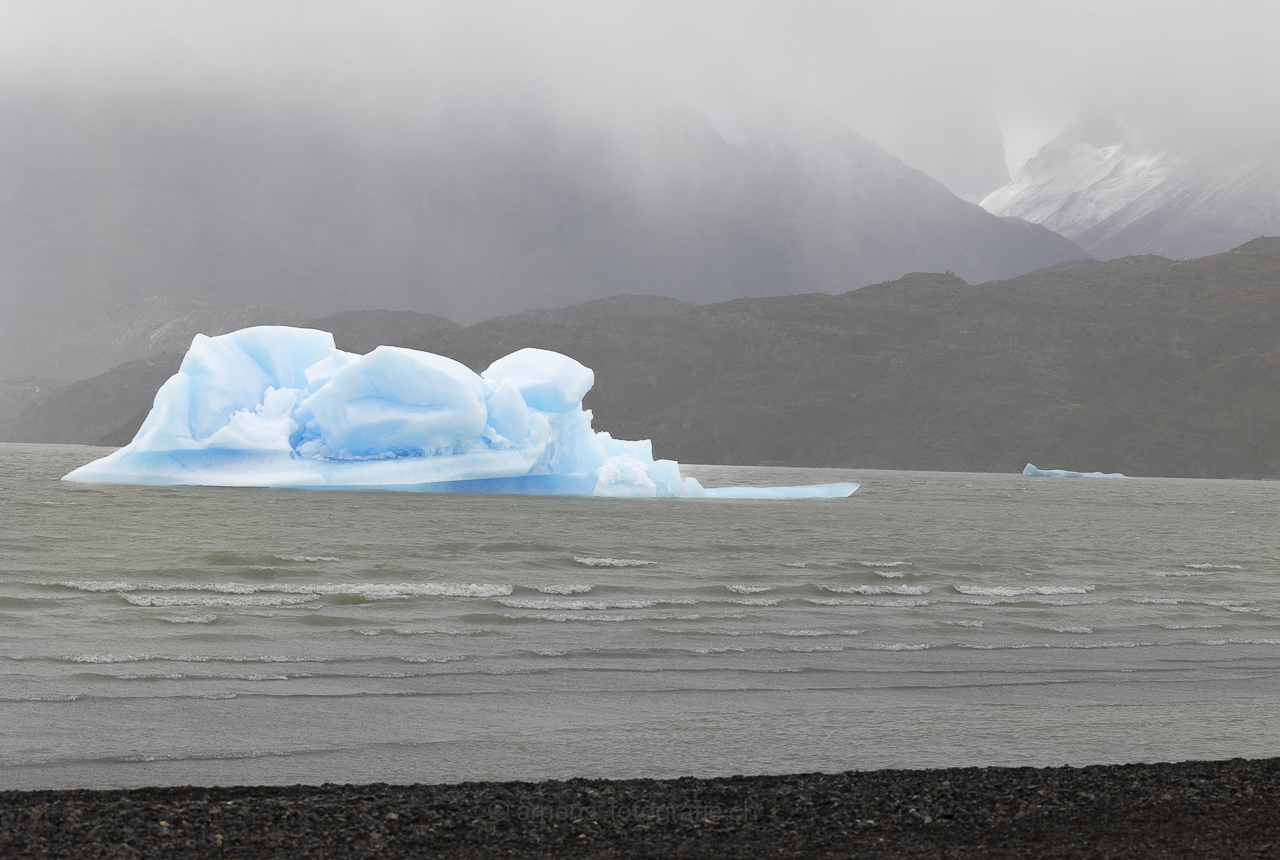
[6,1,1276,183]
[0,1,1274,334]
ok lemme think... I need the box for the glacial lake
[4,442,1280,791]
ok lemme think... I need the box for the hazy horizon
[3,1,1277,193]
[0,1,1275,333]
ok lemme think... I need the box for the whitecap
[780,645,844,652]
[255,583,513,599]
[1200,638,1280,646]
[823,584,930,596]
[860,561,912,567]
[497,598,656,610]
[67,653,212,663]
[59,581,139,593]
[123,594,317,607]
[955,585,1093,597]
[869,643,930,651]
[501,613,631,622]
[574,557,655,567]
[804,598,930,607]
[536,584,593,594]
[727,585,775,594]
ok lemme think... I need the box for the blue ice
[1023,463,1130,479]
[64,326,858,500]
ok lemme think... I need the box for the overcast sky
[2,1,1277,180]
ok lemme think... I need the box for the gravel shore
[4,758,1279,858]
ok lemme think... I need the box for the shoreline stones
[4,757,1280,858]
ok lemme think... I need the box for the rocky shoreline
[4,758,1279,858]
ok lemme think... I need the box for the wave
[573,557,655,567]
[779,645,844,652]
[804,598,930,607]
[52,654,350,664]
[275,555,340,563]
[726,585,775,594]
[822,584,930,596]
[61,581,514,599]
[954,585,1093,597]
[769,629,860,637]
[500,613,632,622]
[958,642,1155,650]
[67,653,213,663]
[536,584,593,594]
[1200,638,1280,646]
[123,594,318,607]
[496,598,657,610]
[860,561,912,567]
[1184,563,1244,570]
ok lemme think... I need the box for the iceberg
[64,326,857,500]
[1023,463,1130,479]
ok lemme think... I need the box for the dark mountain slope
[403,238,1280,477]
[11,353,183,447]
[0,297,313,383]
[303,310,460,355]
[15,240,1280,478]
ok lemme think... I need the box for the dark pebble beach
[5,758,1280,858]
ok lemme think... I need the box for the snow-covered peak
[981,115,1279,260]
[981,131,1172,241]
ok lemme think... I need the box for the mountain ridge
[16,239,1280,479]
[982,116,1280,260]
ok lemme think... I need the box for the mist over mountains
[983,112,1280,260]
[0,29,1088,337]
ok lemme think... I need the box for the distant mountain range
[0,34,1086,337]
[983,114,1280,260]
[1,293,695,445]
[15,239,1280,479]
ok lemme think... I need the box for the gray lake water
[4,442,1280,791]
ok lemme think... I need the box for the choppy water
[4,443,1280,791]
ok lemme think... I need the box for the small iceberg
[1023,463,1130,479]
[64,325,857,500]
